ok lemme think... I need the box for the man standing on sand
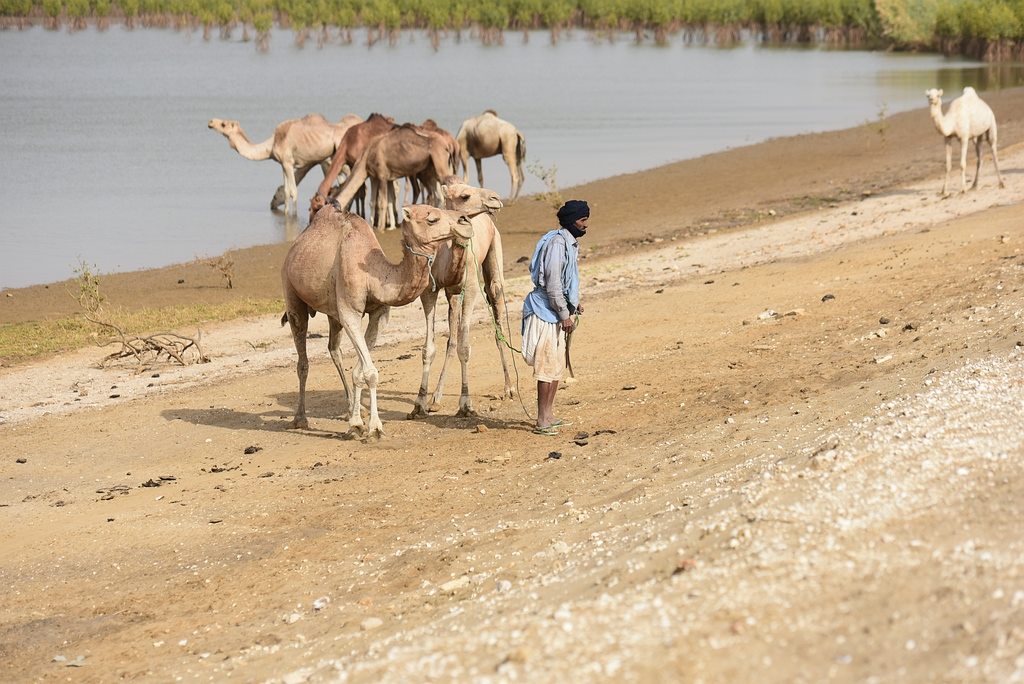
[522,199,589,436]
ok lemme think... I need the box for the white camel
[409,180,514,419]
[925,87,1005,196]
[208,113,362,214]
[456,110,527,201]
[281,202,475,438]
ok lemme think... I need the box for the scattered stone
[725,416,735,424]
[874,355,893,364]
[258,472,274,478]
[209,519,223,524]
[397,353,413,360]
[516,256,529,263]
[474,424,489,433]
[439,576,470,593]
[574,432,589,440]
[141,479,162,487]
[757,309,778,320]
[903,322,918,331]
[546,451,562,460]
[287,613,302,624]
[821,294,835,302]
[244,445,262,455]
[622,384,637,390]
[358,618,382,634]
[15,458,26,464]
[109,394,121,399]
[703,279,714,285]
[655,288,664,294]
[783,308,805,317]
[177,279,185,284]
[312,596,330,611]
[496,579,512,593]
[879,316,890,325]
[673,558,698,575]
[593,429,617,436]
[552,541,570,554]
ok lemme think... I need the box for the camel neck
[229,128,274,161]
[929,104,954,137]
[367,240,434,306]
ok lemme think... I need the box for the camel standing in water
[312,113,396,215]
[281,202,474,439]
[926,87,1005,196]
[409,180,514,419]
[333,124,454,231]
[456,110,526,201]
[208,113,361,214]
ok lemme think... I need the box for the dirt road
[2,118,1024,682]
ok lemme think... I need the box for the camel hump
[482,109,498,116]
[963,86,978,97]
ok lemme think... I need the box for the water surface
[1,27,1021,288]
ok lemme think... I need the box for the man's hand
[560,318,576,333]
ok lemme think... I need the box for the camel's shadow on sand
[160,388,525,441]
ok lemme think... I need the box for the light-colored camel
[208,113,362,214]
[456,110,527,201]
[409,180,514,419]
[926,87,1005,196]
[281,202,474,439]
[312,113,396,216]
[334,124,454,232]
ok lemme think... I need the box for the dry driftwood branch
[86,314,208,367]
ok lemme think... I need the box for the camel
[926,87,1005,196]
[333,124,454,232]
[456,110,527,201]
[312,113,396,216]
[409,179,515,420]
[208,113,362,214]
[281,202,475,439]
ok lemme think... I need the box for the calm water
[1,27,1021,289]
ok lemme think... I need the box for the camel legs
[941,138,953,197]
[430,287,471,414]
[502,148,522,200]
[282,162,300,215]
[972,137,984,190]
[474,157,485,189]
[409,289,441,419]
[272,164,316,212]
[959,137,969,193]
[285,308,311,430]
[341,306,389,439]
[327,316,353,415]
[977,132,1005,190]
[482,234,515,399]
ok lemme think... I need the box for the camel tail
[516,133,526,184]
[280,312,289,327]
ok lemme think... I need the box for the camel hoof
[407,406,427,420]
[456,406,477,418]
[288,417,309,430]
[363,429,384,442]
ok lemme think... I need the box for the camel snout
[453,215,475,240]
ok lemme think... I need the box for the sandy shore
[2,96,1024,682]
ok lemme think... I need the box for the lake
[1,26,1021,289]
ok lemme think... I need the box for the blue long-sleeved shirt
[522,228,580,332]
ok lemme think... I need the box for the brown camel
[333,124,454,232]
[208,113,361,214]
[409,179,515,420]
[456,110,527,201]
[926,87,1005,196]
[312,113,396,215]
[281,202,474,439]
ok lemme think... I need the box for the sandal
[550,419,572,427]
[532,426,559,436]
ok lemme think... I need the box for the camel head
[441,181,503,217]
[925,89,944,106]
[401,205,474,250]
[207,118,241,137]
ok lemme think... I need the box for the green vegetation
[0,297,281,364]
[2,0,1022,59]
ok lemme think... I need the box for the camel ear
[402,207,411,222]
[441,184,451,198]
[937,89,943,97]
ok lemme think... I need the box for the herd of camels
[207,88,1005,438]
[209,109,525,438]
